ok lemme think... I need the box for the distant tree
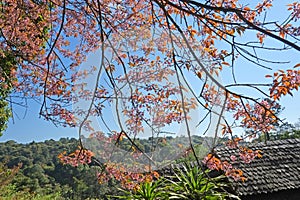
[0,162,21,191]
[254,121,300,142]
[294,118,300,130]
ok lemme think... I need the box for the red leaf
[293,63,300,68]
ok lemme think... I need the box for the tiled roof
[215,139,300,196]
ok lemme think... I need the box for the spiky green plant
[165,162,240,200]
[115,162,240,200]
[115,178,168,200]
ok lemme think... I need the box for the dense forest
[0,136,210,199]
[0,138,119,199]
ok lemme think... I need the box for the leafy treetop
[1,0,300,188]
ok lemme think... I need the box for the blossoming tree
[1,0,300,188]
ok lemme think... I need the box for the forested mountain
[1,128,299,199]
[0,138,118,200]
[0,136,208,199]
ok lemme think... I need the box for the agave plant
[115,178,168,200]
[115,162,240,200]
[165,162,240,200]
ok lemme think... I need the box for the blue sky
[1,0,300,143]
[0,102,77,143]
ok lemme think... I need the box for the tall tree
[1,0,300,188]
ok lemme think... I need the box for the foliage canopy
[1,0,300,191]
